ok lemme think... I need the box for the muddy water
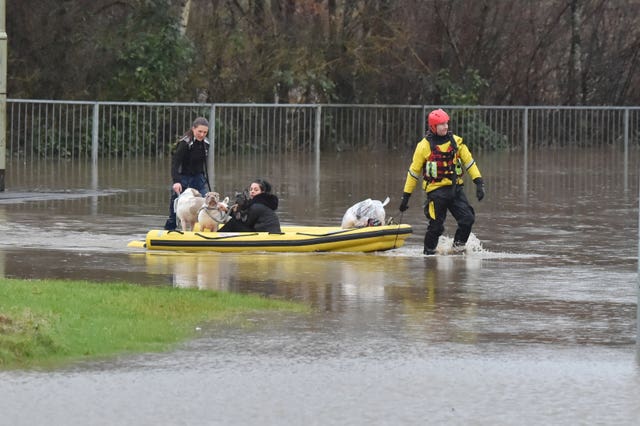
[0,149,639,425]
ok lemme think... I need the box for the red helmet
[428,109,449,133]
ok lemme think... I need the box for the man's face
[435,122,448,136]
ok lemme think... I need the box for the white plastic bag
[341,197,390,228]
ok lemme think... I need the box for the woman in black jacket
[219,179,281,233]
[164,117,211,230]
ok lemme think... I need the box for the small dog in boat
[232,189,251,211]
[174,188,205,231]
[224,189,251,220]
[341,196,390,228]
[197,192,230,232]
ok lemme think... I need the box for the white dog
[174,188,205,231]
[341,196,390,228]
[197,192,230,232]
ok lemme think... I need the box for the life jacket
[422,133,463,183]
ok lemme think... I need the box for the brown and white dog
[197,192,230,232]
[174,188,205,231]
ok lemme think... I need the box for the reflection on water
[134,244,635,347]
[0,149,639,425]
[144,250,412,294]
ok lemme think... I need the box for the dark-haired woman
[219,178,281,233]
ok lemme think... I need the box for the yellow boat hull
[128,224,412,253]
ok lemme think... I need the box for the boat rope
[194,232,260,240]
[393,211,404,249]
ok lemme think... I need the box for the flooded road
[0,149,639,425]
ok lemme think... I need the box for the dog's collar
[199,206,230,223]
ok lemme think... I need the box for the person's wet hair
[253,178,272,193]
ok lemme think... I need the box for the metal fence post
[314,105,321,157]
[0,0,7,192]
[523,107,528,197]
[314,105,322,203]
[624,108,629,192]
[208,104,216,190]
[91,102,99,164]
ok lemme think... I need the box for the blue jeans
[164,174,208,229]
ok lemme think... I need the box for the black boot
[424,232,438,256]
[164,218,177,231]
[450,240,465,255]
[164,191,178,230]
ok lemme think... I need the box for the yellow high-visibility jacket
[402,133,482,194]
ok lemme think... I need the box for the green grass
[0,278,308,370]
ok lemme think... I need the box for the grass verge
[0,278,307,370]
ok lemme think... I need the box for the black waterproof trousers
[423,185,475,254]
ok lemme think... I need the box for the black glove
[474,178,485,201]
[399,192,411,212]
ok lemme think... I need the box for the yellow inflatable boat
[128,224,412,253]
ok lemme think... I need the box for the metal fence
[6,101,640,161]
[3,100,640,199]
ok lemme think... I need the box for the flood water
[0,149,639,425]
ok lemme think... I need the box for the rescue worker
[398,108,485,255]
[164,117,211,230]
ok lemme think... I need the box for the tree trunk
[568,0,583,104]
[179,0,192,36]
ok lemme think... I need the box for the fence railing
[4,100,640,192]
[6,101,640,161]
[3,101,640,195]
